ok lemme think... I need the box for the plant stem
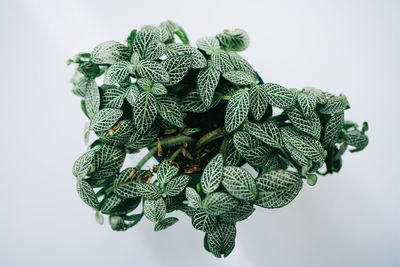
[195,127,227,149]
[136,146,158,169]
[170,146,183,161]
[150,135,195,148]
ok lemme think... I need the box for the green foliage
[69,20,369,258]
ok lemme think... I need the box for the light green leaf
[155,95,184,127]
[196,37,219,55]
[154,217,179,232]
[263,83,296,109]
[181,88,221,113]
[98,120,134,146]
[72,150,96,179]
[136,60,170,83]
[103,86,127,109]
[211,49,234,73]
[84,79,100,119]
[297,92,317,117]
[286,108,321,139]
[245,121,283,148]
[164,175,190,196]
[197,64,220,107]
[151,83,168,95]
[185,187,201,209]
[228,52,255,74]
[165,43,206,69]
[249,84,269,120]
[256,170,303,208]
[125,84,140,106]
[136,78,153,91]
[192,210,218,233]
[225,89,250,133]
[219,201,254,224]
[208,223,236,258]
[201,154,224,194]
[222,71,258,86]
[217,29,250,52]
[222,166,257,201]
[91,41,129,64]
[72,77,93,97]
[132,30,155,58]
[143,198,166,222]
[136,183,162,200]
[322,113,344,147]
[104,61,132,85]
[162,54,193,86]
[202,192,238,216]
[133,91,157,133]
[76,179,99,210]
[157,160,179,188]
[89,108,123,132]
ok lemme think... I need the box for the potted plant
[68,20,369,257]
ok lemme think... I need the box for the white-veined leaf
[136,183,163,200]
[180,88,221,113]
[224,138,243,166]
[211,49,234,73]
[192,210,218,233]
[84,79,100,119]
[297,92,317,117]
[222,71,258,86]
[197,63,220,107]
[136,60,170,83]
[91,41,129,64]
[104,61,132,85]
[151,83,167,95]
[343,130,369,152]
[143,198,166,222]
[286,108,321,139]
[155,95,184,127]
[136,78,152,91]
[263,83,296,109]
[201,154,224,194]
[145,40,166,60]
[162,54,193,86]
[100,194,123,214]
[222,166,258,201]
[245,121,283,148]
[76,179,99,210]
[125,84,140,106]
[233,131,261,153]
[157,160,179,188]
[216,29,249,52]
[249,84,269,120]
[72,150,96,179]
[208,223,236,258]
[164,175,189,196]
[89,108,123,132]
[103,86,127,109]
[319,95,350,114]
[133,91,157,133]
[196,37,219,55]
[242,146,275,168]
[125,127,159,151]
[228,52,255,74]
[91,144,126,178]
[165,43,207,69]
[185,187,201,209]
[225,89,250,133]
[255,170,303,208]
[98,120,134,146]
[154,217,179,232]
[322,113,344,147]
[219,201,254,224]
[202,192,238,216]
[132,30,155,58]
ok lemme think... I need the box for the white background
[0,0,399,266]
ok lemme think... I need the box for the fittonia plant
[68,20,369,257]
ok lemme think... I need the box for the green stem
[136,146,158,169]
[170,146,183,161]
[195,127,227,149]
[150,135,195,148]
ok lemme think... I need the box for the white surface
[0,0,399,266]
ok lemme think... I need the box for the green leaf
[224,138,243,166]
[175,26,190,44]
[133,91,157,133]
[154,217,179,232]
[201,154,224,194]
[72,76,94,97]
[135,60,170,83]
[225,89,250,133]
[319,95,350,114]
[113,169,143,198]
[125,127,159,151]
[196,37,219,55]
[197,63,220,107]
[100,194,123,214]
[228,52,255,74]
[208,223,236,258]
[344,130,369,152]
[255,170,303,208]
[202,192,238,216]
[76,179,99,210]
[222,71,258,86]
[89,108,123,132]
[103,86,127,109]
[249,84,269,120]
[132,30,155,58]
[125,84,140,106]
[217,29,250,52]
[143,198,166,222]
[222,166,258,201]
[91,144,126,178]
[104,61,132,85]
[185,187,201,209]
[91,41,129,64]
[145,40,166,60]
[245,121,283,148]
[136,78,152,91]
[242,146,275,168]
[286,108,321,139]
[151,83,168,95]
[84,79,100,119]
[297,92,317,117]
[155,95,184,127]
[136,183,162,200]
[182,128,201,136]
[157,160,179,188]
[162,54,193,86]
[211,49,234,73]
[164,175,189,196]
[322,113,344,147]
[180,88,221,113]
[192,210,218,233]
[219,201,254,224]
[72,149,96,179]
[233,131,261,153]
[165,43,206,69]
[263,83,296,109]
[98,120,134,146]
